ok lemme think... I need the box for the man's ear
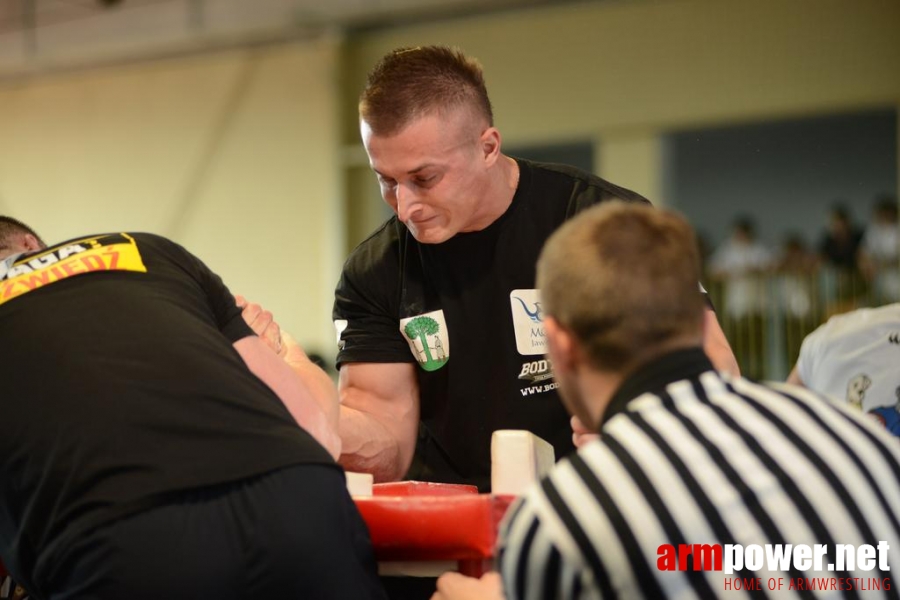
[479,126,502,167]
[545,316,578,374]
[23,234,43,252]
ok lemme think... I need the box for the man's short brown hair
[0,216,45,251]
[359,45,493,136]
[537,202,705,371]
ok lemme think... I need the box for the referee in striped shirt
[433,202,900,600]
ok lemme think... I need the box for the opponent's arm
[236,295,418,480]
[234,334,341,459]
[338,362,420,483]
[703,307,740,376]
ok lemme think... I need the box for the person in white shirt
[788,302,900,436]
[859,197,899,304]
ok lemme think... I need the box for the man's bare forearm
[338,404,407,482]
[281,334,340,430]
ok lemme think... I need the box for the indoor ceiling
[0,0,567,33]
[0,0,585,74]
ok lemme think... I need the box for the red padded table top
[354,481,516,577]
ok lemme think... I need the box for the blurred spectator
[788,302,900,437]
[708,216,774,317]
[817,203,867,315]
[708,216,774,378]
[775,233,819,366]
[818,203,863,271]
[859,196,899,303]
[775,233,818,318]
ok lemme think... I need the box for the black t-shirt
[0,232,334,590]
[334,159,649,490]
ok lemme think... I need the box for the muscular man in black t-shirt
[0,217,385,600]
[329,46,739,493]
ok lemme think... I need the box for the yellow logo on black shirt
[0,233,147,306]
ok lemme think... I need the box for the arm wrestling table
[350,430,554,578]
[354,482,515,577]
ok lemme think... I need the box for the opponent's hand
[431,571,504,600]
[235,294,286,358]
[571,415,599,448]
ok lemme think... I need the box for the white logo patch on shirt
[510,289,546,356]
[399,309,449,372]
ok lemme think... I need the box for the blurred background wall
[0,0,897,371]
[0,37,345,354]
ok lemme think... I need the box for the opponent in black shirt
[0,217,384,600]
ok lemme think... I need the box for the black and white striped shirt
[498,348,900,599]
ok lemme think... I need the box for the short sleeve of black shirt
[333,220,416,367]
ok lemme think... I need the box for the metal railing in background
[704,268,895,381]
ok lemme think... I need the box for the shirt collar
[600,347,714,426]
[0,252,26,280]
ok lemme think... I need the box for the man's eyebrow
[407,164,437,175]
[373,164,438,178]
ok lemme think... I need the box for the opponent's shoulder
[124,232,203,265]
[126,231,178,249]
[817,303,900,340]
[857,302,900,326]
[40,231,177,259]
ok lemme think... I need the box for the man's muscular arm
[234,334,341,459]
[236,295,421,481]
[338,362,420,482]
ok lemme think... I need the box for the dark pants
[46,464,387,600]
[382,577,438,600]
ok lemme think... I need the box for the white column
[596,132,666,206]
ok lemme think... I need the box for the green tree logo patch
[399,310,449,371]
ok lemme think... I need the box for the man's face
[361,110,490,244]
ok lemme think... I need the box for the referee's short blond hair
[537,201,705,371]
